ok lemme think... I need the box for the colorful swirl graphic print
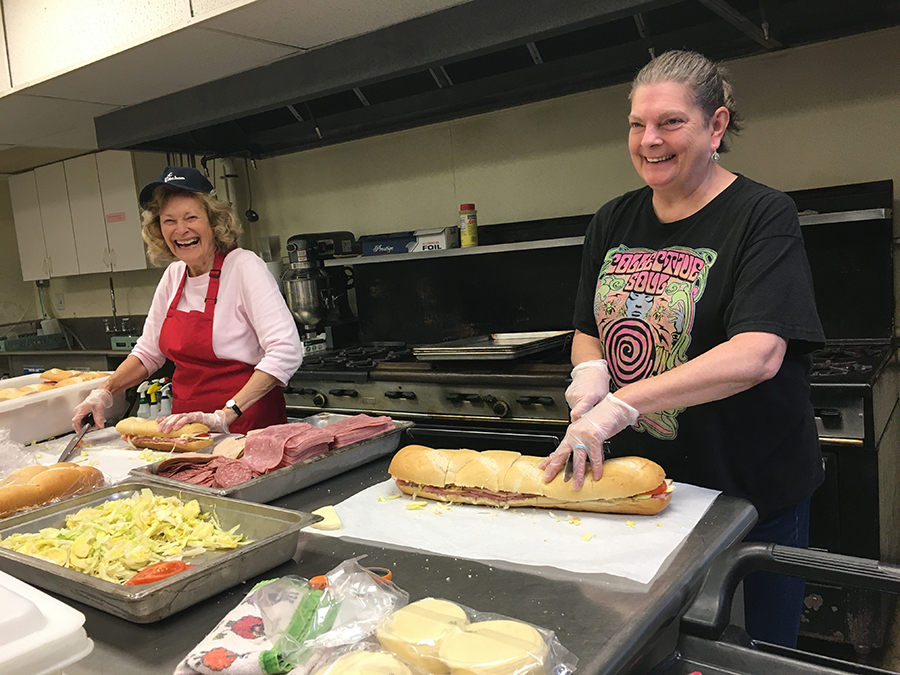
[604,317,656,385]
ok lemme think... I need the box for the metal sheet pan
[129,414,413,503]
[412,330,573,360]
[0,482,316,623]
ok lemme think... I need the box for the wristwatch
[225,399,243,418]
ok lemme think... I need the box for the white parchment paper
[309,479,721,584]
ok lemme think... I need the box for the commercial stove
[285,341,572,437]
[793,180,899,652]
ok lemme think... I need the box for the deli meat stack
[157,415,395,489]
[327,415,394,448]
[244,423,336,472]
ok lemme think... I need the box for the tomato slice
[640,482,669,497]
[124,560,194,585]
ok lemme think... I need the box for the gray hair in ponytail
[630,50,743,153]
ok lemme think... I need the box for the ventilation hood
[95,0,900,159]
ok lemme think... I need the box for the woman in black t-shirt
[540,50,825,648]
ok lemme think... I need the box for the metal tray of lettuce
[129,414,413,503]
[0,481,316,622]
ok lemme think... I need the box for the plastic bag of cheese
[175,557,409,675]
[370,598,578,675]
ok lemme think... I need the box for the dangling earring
[712,150,720,163]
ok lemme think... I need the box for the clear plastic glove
[566,359,610,422]
[539,392,639,490]
[158,410,229,434]
[72,388,113,431]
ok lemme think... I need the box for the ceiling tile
[0,94,114,145]
[0,146,91,175]
[199,0,472,49]
[24,26,299,106]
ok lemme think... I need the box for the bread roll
[438,620,548,675]
[388,446,673,515]
[18,383,56,395]
[0,463,104,518]
[55,375,87,387]
[40,368,78,382]
[115,417,213,452]
[312,650,413,675]
[0,389,27,400]
[0,464,50,488]
[376,598,469,673]
[0,485,43,519]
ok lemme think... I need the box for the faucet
[105,277,133,334]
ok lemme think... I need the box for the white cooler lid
[0,570,93,675]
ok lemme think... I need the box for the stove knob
[491,399,510,417]
[385,390,417,400]
[329,389,359,398]
[446,393,465,403]
[312,392,327,407]
[535,396,556,406]
[464,394,482,403]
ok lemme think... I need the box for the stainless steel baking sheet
[412,330,573,360]
[129,414,413,503]
[0,482,316,622]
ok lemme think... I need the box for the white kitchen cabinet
[64,154,108,275]
[64,151,147,274]
[11,151,149,281]
[95,151,147,272]
[8,172,49,281]
[34,163,80,278]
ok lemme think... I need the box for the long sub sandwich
[388,445,673,515]
[115,417,214,452]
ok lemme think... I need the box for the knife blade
[562,454,573,482]
[58,413,94,464]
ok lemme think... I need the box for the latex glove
[566,359,610,422]
[539,393,639,490]
[72,388,113,431]
[158,410,229,434]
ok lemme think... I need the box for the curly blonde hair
[141,186,243,266]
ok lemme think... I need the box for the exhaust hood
[94,0,900,160]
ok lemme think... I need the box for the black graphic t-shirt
[573,175,825,519]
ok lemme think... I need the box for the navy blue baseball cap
[139,166,214,205]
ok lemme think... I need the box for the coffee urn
[282,232,359,346]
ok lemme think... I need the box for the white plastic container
[0,373,126,445]
[0,570,93,675]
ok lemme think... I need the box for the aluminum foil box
[360,226,460,256]
[0,374,126,445]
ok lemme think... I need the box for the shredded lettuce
[0,488,247,584]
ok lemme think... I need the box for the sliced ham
[326,414,394,448]
[243,423,335,473]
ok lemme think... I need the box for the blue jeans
[742,500,811,647]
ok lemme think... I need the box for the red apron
[159,250,287,434]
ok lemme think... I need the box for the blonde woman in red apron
[73,167,301,436]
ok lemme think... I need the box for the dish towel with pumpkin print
[174,577,337,675]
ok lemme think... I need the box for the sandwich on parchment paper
[389,445,673,515]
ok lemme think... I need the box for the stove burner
[298,343,412,372]
[345,357,377,369]
[810,343,889,380]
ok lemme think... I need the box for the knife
[58,413,94,464]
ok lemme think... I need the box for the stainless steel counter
[59,456,756,675]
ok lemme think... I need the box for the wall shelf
[323,236,584,267]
